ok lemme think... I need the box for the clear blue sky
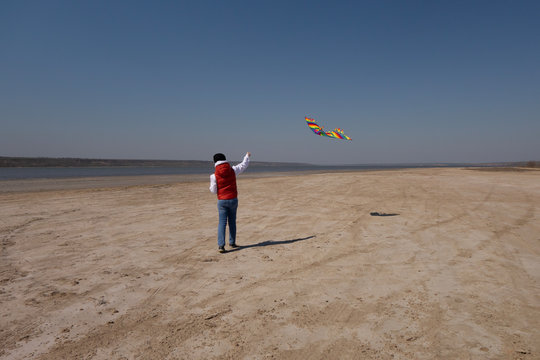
[1,1,539,164]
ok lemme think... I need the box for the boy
[209,152,250,253]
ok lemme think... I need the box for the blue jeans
[217,198,238,247]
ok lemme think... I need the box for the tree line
[0,157,211,167]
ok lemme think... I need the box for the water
[0,166,211,180]
[0,163,443,181]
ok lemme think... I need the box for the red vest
[215,163,237,200]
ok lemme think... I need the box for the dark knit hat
[213,153,226,163]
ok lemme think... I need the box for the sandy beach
[1,168,539,359]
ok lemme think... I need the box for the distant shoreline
[1,166,539,193]
[0,156,537,168]
[0,156,229,168]
[0,163,459,182]
[0,168,413,193]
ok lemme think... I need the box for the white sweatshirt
[209,153,250,194]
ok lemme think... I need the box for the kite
[305,117,352,140]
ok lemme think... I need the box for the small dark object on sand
[370,212,399,217]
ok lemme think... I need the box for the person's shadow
[226,235,316,253]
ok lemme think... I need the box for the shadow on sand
[225,235,316,253]
[370,212,400,217]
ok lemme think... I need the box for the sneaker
[218,246,226,253]
[229,243,239,248]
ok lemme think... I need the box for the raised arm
[233,152,250,176]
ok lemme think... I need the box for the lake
[0,163,444,181]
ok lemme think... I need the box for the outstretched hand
[247,152,251,157]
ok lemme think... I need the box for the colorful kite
[305,117,352,140]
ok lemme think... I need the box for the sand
[1,168,539,359]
